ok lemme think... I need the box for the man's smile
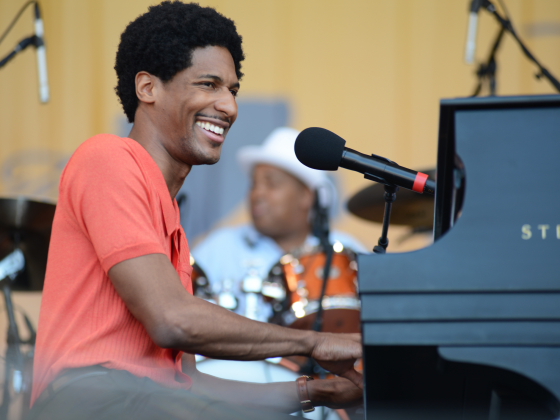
[195,120,225,135]
[194,115,230,144]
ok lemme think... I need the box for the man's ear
[135,71,157,104]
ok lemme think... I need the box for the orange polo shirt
[31,134,193,405]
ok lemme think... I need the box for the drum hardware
[241,269,263,320]
[260,281,285,301]
[241,270,262,293]
[217,279,238,311]
[298,296,360,315]
[189,258,216,304]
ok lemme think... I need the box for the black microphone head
[294,127,346,171]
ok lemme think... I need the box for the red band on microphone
[412,172,429,193]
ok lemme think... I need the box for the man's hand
[308,376,363,409]
[311,333,363,389]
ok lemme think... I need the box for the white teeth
[196,120,224,136]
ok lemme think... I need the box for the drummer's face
[250,164,313,240]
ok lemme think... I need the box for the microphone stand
[471,26,505,96]
[479,0,560,93]
[310,191,333,334]
[301,192,333,420]
[371,184,398,254]
[0,248,25,419]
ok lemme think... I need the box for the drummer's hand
[311,333,363,389]
[308,376,363,409]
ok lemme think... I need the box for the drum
[196,357,345,419]
[265,245,360,333]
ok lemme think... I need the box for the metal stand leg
[0,283,23,418]
[373,184,398,254]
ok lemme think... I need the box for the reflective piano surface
[358,95,560,420]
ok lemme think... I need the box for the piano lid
[359,95,560,293]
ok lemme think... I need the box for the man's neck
[128,118,190,201]
[271,229,311,253]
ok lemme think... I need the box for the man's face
[153,46,239,166]
[250,164,313,239]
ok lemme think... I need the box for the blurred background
[0,0,559,415]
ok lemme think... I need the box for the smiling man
[28,2,362,420]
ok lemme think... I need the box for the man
[28,2,362,420]
[192,127,366,321]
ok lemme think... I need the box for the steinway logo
[521,224,560,240]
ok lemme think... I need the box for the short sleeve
[61,135,166,272]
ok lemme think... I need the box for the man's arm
[108,253,362,387]
[182,354,362,412]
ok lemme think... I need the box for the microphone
[464,0,484,64]
[294,127,435,196]
[34,2,49,103]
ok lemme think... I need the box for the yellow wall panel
[0,0,559,250]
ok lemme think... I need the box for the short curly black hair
[114,1,244,123]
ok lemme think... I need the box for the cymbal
[0,197,56,291]
[346,169,435,229]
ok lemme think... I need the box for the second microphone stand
[309,191,334,334]
[299,192,334,420]
[474,0,560,94]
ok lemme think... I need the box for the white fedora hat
[237,127,337,209]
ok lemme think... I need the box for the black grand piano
[359,95,560,420]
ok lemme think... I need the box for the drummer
[192,127,366,321]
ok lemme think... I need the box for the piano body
[359,95,560,420]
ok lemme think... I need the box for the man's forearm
[167,295,317,360]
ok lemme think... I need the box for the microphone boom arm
[481,0,560,93]
[0,35,38,69]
